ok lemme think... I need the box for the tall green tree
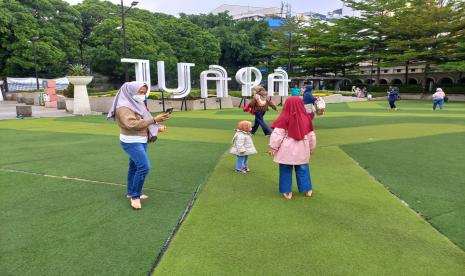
[181,12,271,75]
[0,0,81,78]
[85,17,177,83]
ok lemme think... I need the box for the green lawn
[1,100,465,275]
[342,131,465,250]
[0,116,229,275]
[154,101,465,275]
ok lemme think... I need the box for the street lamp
[121,0,139,82]
[28,37,40,91]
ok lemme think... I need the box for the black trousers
[389,100,396,109]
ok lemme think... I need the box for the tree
[0,0,82,78]
[85,18,177,83]
[293,17,368,77]
[181,12,271,75]
[75,0,119,64]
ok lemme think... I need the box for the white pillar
[67,76,93,115]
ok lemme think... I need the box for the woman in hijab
[302,85,316,119]
[268,97,317,200]
[107,82,170,209]
[248,85,278,136]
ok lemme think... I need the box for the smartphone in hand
[165,107,174,114]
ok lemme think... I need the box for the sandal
[130,198,142,209]
[305,190,313,198]
[282,192,293,200]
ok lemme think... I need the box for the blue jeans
[120,142,151,199]
[251,111,272,135]
[279,164,312,193]
[433,99,444,110]
[236,155,249,171]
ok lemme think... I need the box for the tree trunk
[423,63,430,93]
[405,61,409,84]
[376,58,381,84]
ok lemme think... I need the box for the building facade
[350,63,464,90]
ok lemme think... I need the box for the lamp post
[287,31,292,74]
[370,44,375,93]
[28,37,40,91]
[121,0,139,82]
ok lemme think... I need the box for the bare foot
[130,198,142,209]
[305,190,313,198]
[283,192,293,200]
[127,194,149,199]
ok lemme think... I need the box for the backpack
[315,97,326,115]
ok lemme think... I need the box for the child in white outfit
[230,121,257,173]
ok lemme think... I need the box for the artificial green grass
[154,101,465,275]
[0,116,229,275]
[342,132,465,250]
[0,172,191,276]
[154,145,465,275]
[2,101,465,275]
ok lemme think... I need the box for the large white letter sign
[121,58,151,92]
[200,65,230,98]
[157,61,195,99]
[267,68,290,96]
[235,67,262,97]
[0,80,3,101]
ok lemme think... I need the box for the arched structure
[391,79,403,85]
[408,78,419,85]
[439,77,454,85]
[379,79,388,84]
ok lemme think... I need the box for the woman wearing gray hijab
[108,82,170,209]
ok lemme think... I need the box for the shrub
[62,84,74,98]
[67,64,90,76]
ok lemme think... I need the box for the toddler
[230,121,257,173]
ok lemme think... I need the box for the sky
[64,0,345,16]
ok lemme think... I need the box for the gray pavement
[0,101,72,120]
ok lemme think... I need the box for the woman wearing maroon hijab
[268,97,317,200]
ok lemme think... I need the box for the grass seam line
[147,150,230,275]
[0,168,191,195]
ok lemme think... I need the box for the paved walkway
[0,101,71,120]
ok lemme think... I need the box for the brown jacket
[115,107,153,136]
[249,90,277,113]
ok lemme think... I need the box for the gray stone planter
[65,98,74,113]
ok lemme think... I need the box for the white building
[211,4,301,20]
[211,4,352,22]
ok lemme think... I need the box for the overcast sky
[64,0,345,16]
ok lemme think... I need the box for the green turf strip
[0,172,191,276]
[0,126,228,275]
[154,143,465,275]
[341,132,465,250]
[0,129,227,193]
